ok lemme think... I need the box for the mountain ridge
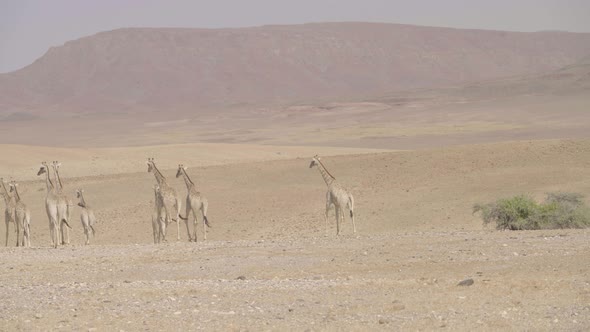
[2,22,590,114]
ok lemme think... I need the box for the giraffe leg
[82,215,90,245]
[176,200,181,241]
[201,213,205,241]
[151,215,158,244]
[5,214,9,247]
[324,204,331,236]
[60,221,67,245]
[324,192,331,235]
[55,216,62,246]
[65,222,70,244]
[155,215,162,244]
[184,200,192,241]
[341,210,346,235]
[15,219,20,247]
[19,218,24,247]
[24,213,30,247]
[348,195,356,233]
[65,204,72,244]
[193,213,198,243]
[84,225,89,245]
[52,219,59,249]
[202,200,209,241]
[160,215,167,242]
[176,215,180,241]
[335,207,341,235]
[18,219,24,247]
[48,219,53,247]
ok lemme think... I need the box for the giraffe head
[51,161,62,170]
[146,158,155,173]
[8,181,18,193]
[37,162,49,176]
[75,189,85,207]
[176,164,187,178]
[309,155,320,169]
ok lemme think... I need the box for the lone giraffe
[0,178,16,246]
[51,161,73,245]
[176,164,210,242]
[9,181,31,247]
[309,155,355,235]
[76,189,96,245]
[37,162,63,248]
[147,158,182,241]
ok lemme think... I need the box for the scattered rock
[378,318,390,324]
[34,313,43,319]
[236,276,246,280]
[458,278,474,286]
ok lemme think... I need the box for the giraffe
[76,189,96,245]
[146,158,182,241]
[0,178,16,246]
[176,164,210,242]
[309,155,356,235]
[151,185,166,244]
[51,161,73,245]
[37,162,63,248]
[9,181,31,247]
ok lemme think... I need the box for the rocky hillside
[2,22,590,114]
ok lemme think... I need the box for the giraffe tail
[202,200,211,227]
[90,225,96,236]
[348,195,354,218]
[61,219,73,229]
[178,214,188,221]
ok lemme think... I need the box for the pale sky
[1,0,589,73]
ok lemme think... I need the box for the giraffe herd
[0,155,355,248]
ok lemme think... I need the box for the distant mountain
[424,53,590,100]
[2,22,590,114]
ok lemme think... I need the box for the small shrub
[473,192,590,230]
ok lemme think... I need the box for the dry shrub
[473,192,590,230]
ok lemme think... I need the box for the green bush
[473,192,590,230]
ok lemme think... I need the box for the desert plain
[0,22,589,331]
[0,137,589,331]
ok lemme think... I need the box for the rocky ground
[0,230,589,331]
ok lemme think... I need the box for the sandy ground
[1,139,589,330]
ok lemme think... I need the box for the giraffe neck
[181,168,194,190]
[0,182,12,204]
[316,160,335,187]
[152,164,167,186]
[44,168,55,193]
[12,186,21,202]
[52,166,64,191]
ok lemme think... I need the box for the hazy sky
[1,0,589,73]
